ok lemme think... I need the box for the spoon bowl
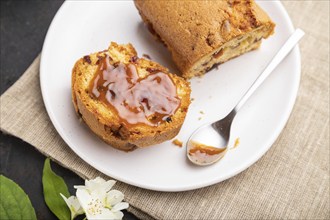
[187,29,305,166]
[187,110,236,165]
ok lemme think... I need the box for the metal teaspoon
[187,29,305,166]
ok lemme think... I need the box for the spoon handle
[234,29,305,112]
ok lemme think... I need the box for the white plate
[40,1,300,191]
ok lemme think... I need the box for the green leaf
[0,175,37,220]
[42,158,71,220]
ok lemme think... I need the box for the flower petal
[93,208,121,220]
[106,190,124,206]
[75,177,116,194]
[76,189,95,220]
[85,177,105,190]
[60,194,84,219]
[73,185,85,190]
[68,196,84,215]
[112,202,129,212]
[112,211,124,220]
[101,180,116,193]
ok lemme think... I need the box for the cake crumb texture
[135,0,275,78]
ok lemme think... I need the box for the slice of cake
[72,42,191,151]
[134,0,275,78]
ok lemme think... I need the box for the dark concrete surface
[0,1,137,219]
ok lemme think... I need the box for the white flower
[74,177,129,220]
[60,194,84,220]
[75,177,116,195]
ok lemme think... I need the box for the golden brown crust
[72,42,191,151]
[134,0,275,78]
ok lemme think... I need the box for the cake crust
[135,0,275,78]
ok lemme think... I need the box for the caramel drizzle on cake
[89,55,180,127]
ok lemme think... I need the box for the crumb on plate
[230,138,240,150]
[172,139,183,147]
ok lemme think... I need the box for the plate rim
[40,0,301,192]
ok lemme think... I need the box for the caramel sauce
[89,55,180,127]
[189,141,226,156]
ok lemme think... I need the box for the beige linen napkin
[1,2,329,219]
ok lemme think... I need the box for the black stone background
[0,1,137,219]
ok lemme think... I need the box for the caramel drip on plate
[89,55,180,126]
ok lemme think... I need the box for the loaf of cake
[72,42,191,151]
[134,0,275,78]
